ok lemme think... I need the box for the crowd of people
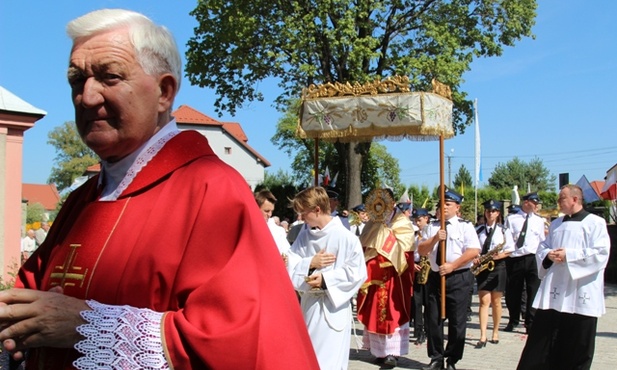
[20,222,49,264]
[255,185,609,370]
[5,7,610,370]
[251,184,609,370]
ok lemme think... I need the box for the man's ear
[158,74,177,113]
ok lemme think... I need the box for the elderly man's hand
[0,288,89,354]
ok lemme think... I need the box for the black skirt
[476,260,506,292]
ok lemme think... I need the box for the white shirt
[505,211,546,257]
[21,236,36,254]
[267,218,290,254]
[477,223,515,254]
[349,222,365,237]
[422,217,481,272]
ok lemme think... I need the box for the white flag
[399,189,411,203]
[474,99,482,186]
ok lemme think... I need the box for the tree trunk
[345,141,364,210]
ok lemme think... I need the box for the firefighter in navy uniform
[417,190,481,370]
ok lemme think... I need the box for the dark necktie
[436,221,450,265]
[355,226,360,236]
[515,214,529,249]
[482,226,495,254]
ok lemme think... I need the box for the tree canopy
[487,157,556,192]
[186,0,537,205]
[26,202,46,224]
[186,0,536,126]
[453,164,473,195]
[47,121,99,192]
[255,169,300,222]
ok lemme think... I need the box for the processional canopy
[297,76,454,142]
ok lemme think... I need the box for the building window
[224,147,232,155]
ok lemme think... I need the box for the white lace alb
[74,300,169,370]
[103,130,179,201]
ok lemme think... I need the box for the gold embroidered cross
[50,244,88,288]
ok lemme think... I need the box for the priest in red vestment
[0,9,318,370]
[356,188,415,368]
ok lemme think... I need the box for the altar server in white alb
[287,186,367,370]
[517,184,610,370]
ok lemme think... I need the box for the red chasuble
[356,211,415,335]
[17,131,319,370]
[356,254,414,334]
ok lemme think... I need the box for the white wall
[179,125,266,189]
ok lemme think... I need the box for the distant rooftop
[0,85,46,116]
[173,105,270,167]
[22,183,61,211]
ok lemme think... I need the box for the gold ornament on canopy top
[297,76,454,143]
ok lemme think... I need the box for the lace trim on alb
[106,130,179,201]
[74,300,169,370]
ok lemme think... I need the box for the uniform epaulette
[475,225,486,234]
[458,217,471,223]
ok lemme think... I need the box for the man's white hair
[67,8,182,93]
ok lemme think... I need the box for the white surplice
[533,213,610,317]
[268,217,291,254]
[287,217,367,370]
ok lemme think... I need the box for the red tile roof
[22,183,61,211]
[173,105,222,126]
[590,181,604,197]
[222,122,248,142]
[86,163,101,173]
[172,104,270,166]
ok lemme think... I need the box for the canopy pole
[439,135,446,319]
[314,138,320,186]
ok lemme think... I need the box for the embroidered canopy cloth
[298,86,454,142]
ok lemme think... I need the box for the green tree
[47,122,99,192]
[408,184,433,209]
[255,169,301,222]
[363,143,403,199]
[186,0,537,206]
[453,164,473,196]
[271,100,402,207]
[26,202,46,224]
[488,157,556,192]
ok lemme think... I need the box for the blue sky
[2,1,616,191]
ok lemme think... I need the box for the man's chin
[85,142,121,162]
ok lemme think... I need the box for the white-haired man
[0,9,318,370]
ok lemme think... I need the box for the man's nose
[79,77,104,108]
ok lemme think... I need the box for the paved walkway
[348,284,617,370]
